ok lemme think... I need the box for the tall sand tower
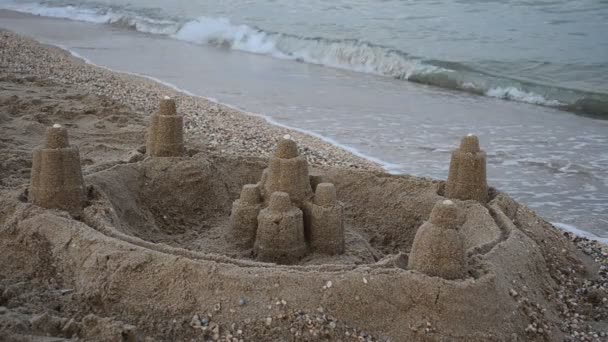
[146,97,184,157]
[30,124,86,216]
[446,134,488,203]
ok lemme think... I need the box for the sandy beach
[1,29,608,341]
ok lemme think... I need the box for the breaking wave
[2,1,608,118]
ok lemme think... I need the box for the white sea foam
[171,16,444,80]
[553,222,608,244]
[486,86,564,106]
[174,17,283,56]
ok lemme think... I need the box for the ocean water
[1,0,608,117]
[0,1,607,240]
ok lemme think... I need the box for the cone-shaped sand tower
[228,135,345,263]
[146,97,184,157]
[408,200,466,280]
[30,124,86,217]
[446,134,488,203]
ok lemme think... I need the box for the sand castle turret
[446,134,488,203]
[308,183,344,254]
[229,184,263,248]
[254,192,308,264]
[228,135,345,263]
[30,124,86,216]
[146,97,184,157]
[408,200,466,280]
[261,135,313,207]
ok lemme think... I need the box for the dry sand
[0,30,607,341]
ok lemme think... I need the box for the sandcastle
[446,134,488,203]
[29,124,86,216]
[10,121,593,341]
[408,199,466,279]
[229,135,345,263]
[146,97,184,157]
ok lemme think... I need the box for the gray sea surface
[1,0,608,116]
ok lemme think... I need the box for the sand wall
[0,203,526,341]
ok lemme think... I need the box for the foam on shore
[553,222,608,244]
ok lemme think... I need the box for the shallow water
[1,0,608,117]
[1,12,607,239]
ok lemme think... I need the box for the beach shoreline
[0,28,383,173]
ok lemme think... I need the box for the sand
[1,30,607,341]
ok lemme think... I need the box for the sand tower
[229,184,263,248]
[307,183,344,254]
[146,97,184,157]
[254,192,308,264]
[445,134,488,203]
[408,200,466,280]
[30,124,86,217]
[228,135,345,263]
[260,135,313,207]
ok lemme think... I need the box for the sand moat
[0,30,607,341]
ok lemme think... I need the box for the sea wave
[485,87,563,106]
[2,0,608,118]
